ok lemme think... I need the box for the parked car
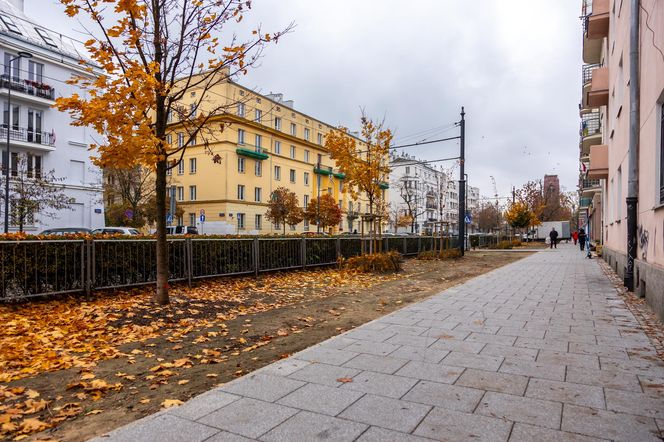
[166,225,198,235]
[92,227,141,235]
[40,227,92,235]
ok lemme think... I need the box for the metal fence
[0,235,458,301]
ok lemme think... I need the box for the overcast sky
[28,0,582,203]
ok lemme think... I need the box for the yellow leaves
[177,380,190,385]
[23,399,48,414]
[19,418,49,433]
[139,398,151,404]
[85,409,103,416]
[161,399,183,409]
[25,390,39,399]
[80,372,96,380]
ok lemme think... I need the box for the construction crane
[490,176,499,205]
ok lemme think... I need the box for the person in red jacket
[572,230,579,245]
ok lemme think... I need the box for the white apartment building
[389,154,452,234]
[0,0,104,232]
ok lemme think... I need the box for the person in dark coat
[549,228,559,249]
[578,228,586,251]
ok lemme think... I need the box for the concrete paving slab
[259,411,367,442]
[338,394,431,433]
[413,407,512,441]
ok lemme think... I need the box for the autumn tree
[1,154,73,232]
[265,187,303,235]
[325,114,392,251]
[504,201,538,232]
[473,202,503,233]
[305,194,342,232]
[516,180,574,223]
[56,0,291,304]
[396,177,427,233]
[104,167,155,228]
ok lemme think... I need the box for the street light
[4,51,33,233]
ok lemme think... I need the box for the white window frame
[275,117,282,130]
[238,157,245,173]
[290,169,296,183]
[237,184,245,200]
[189,185,197,201]
[290,145,296,159]
[255,160,262,176]
[189,157,197,174]
[255,187,262,202]
[238,128,245,145]
[274,165,281,181]
[274,140,281,155]
[237,102,245,117]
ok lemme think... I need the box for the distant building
[543,174,560,198]
[0,0,104,231]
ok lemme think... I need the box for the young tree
[325,115,392,251]
[305,194,342,232]
[504,201,538,232]
[265,187,303,235]
[473,202,503,233]
[396,177,426,233]
[2,154,73,232]
[104,167,155,228]
[56,0,291,304]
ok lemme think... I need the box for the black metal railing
[0,76,55,100]
[0,125,55,147]
[0,235,464,301]
[582,179,601,189]
[580,112,601,138]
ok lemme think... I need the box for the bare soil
[13,251,530,442]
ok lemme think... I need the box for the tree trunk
[155,159,169,305]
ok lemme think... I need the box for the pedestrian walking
[549,227,559,249]
[572,230,579,245]
[578,228,586,252]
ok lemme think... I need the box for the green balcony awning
[314,166,333,176]
[236,147,269,160]
[379,182,389,190]
[333,172,346,179]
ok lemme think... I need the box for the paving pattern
[94,244,664,441]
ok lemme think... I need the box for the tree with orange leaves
[305,194,343,232]
[325,114,392,251]
[56,0,292,304]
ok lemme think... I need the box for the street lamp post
[4,51,33,233]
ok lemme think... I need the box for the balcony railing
[582,63,600,86]
[0,75,55,100]
[580,112,601,137]
[581,179,601,189]
[0,125,55,147]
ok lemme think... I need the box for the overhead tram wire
[354,133,461,155]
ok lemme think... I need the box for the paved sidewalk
[94,244,664,441]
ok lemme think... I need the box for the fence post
[90,240,96,293]
[418,236,422,254]
[253,237,259,277]
[186,238,193,287]
[336,237,341,260]
[83,240,90,296]
[301,238,306,269]
[403,237,407,255]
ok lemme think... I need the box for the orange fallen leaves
[161,399,183,409]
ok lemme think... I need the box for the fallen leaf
[161,399,184,409]
[177,380,190,385]
[85,409,103,415]
[337,378,353,383]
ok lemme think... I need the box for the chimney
[7,0,23,11]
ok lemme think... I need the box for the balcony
[236,146,268,160]
[586,67,609,108]
[580,197,592,208]
[580,111,602,155]
[581,178,601,197]
[588,144,608,180]
[314,164,345,179]
[0,125,56,151]
[582,0,608,63]
[0,76,56,104]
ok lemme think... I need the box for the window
[3,102,19,130]
[255,160,262,176]
[317,133,323,145]
[303,195,309,208]
[166,166,172,176]
[237,102,245,117]
[290,169,296,183]
[28,61,43,83]
[237,213,245,229]
[35,28,57,47]
[189,185,197,201]
[274,140,281,155]
[405,166,410,174]
[189,158,197,174]
[660,102,664,204]
[255,134,262,150]
[254,187,262,202]
[3,53,19,80]
[237,184,245,200]
[255,109,262,122]
[177,160,184,175]
[304,150,310,163]
[317,154,322,165]
[166,134,172,145]
[255,214,262,230]
[290,224,296,231]
[339,180,343,192]
[304,172,309,186]
[0,15,21,34]
[290,122,296,136]
[616,166,622,220]
[238,157,245,173]
[275,117,282,130]
[27,108,42,142]
[274,165,281,180]
[70,160,85,183]
[167,111,173,123]
[26,154,41,178]
[190,103,197,117]
[290,145,296,159]
[304,218,309,231]
[189,213,196,226]
[304,128,310,141]
[238,128,245,144]
[177,186,184,201]
[178,133,184,148]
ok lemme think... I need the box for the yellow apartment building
[166,80,386,235]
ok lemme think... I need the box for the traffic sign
[200,209,205,216]
[200,214,206,222]
[166,212,173,223]
[124,209,134,220]
[464,213,472,224]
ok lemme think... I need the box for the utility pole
[512,186,516,204]
[458,107,466,256]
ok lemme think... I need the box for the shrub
[511,239,522,247]
[488,240,513,250]
[342,251,402,273]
